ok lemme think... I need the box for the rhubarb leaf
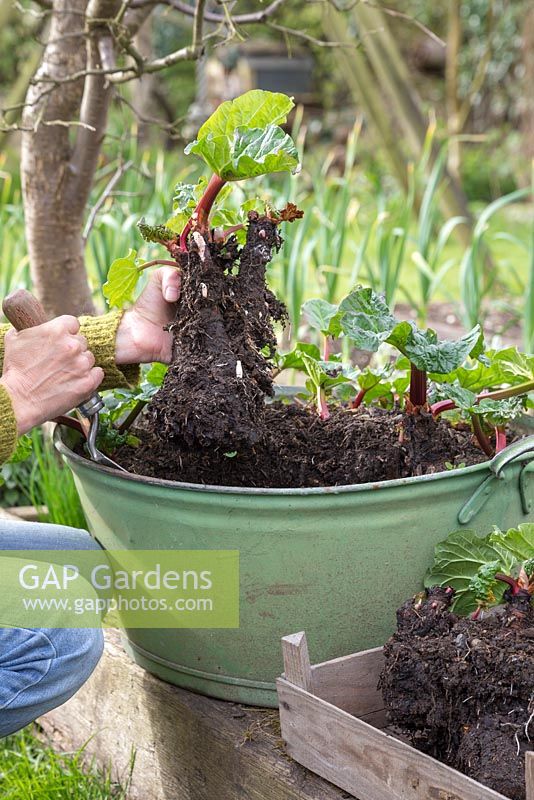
[302,299,343,336]
[299,351,322,388]
[388,323,482,374]
[196,90,294,138]
[467,561,505,610]
[475,396,525,425]
[425,527,531,615]
[489,523,534,565]
[431,384,525,424]
[185,91,299,180]
[492,347,534,383]
[424,530,507,615]
[279,343,321,371]
[430,382,477,410]
[431,361,503,392]
[166,181,201,233]
[103,249,141,309]
[146,362,168,387]
[339,286,397,351]
[210,198,263,242]
[358,364,393,390]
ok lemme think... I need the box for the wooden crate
[277,631,534,800]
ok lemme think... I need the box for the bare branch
[266,19,353,47]
[192,0,206,49]
[83,157,134,242]
[130,0,287,25]
[366,3,445,48]
[115,85,185,134]
[111,0,206,80]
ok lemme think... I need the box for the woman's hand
[114,267,181,365]
[0,316,104,435]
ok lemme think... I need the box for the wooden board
[40,630,351,800]
[277,632,532,800]
[278,678,509,800]
[310,646,385,718]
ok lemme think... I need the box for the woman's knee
[0,520,101,552]
[0,626,103,737]
[46,627,104,690]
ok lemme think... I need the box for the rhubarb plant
[103,90,301,308]
[277,344,354,419]
[425,525,534,616]
[333,286,483,409]
[290,285,534,456]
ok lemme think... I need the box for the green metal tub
[56,429,534,707]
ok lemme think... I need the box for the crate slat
[311,647,384,718]
[281,631,314,691]
[278,632,517,800]
[278,678,509,800]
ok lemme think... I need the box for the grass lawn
[0,726,130,799]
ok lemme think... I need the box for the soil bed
[117,405,486,488]
[380,587,534,800]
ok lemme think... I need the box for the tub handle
[490,436,534,479]
[458,436,534,525]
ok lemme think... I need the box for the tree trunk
[21,0,96,316]
[20,0,139,317]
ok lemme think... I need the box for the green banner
[0,550,239,629]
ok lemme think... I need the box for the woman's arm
[0,267,180,464]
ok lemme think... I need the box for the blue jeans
[0,521,104,737]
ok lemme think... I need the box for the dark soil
[114,212,491,488]
[380,587,534,799]
[118,403,486,487]
[146,213,286,452]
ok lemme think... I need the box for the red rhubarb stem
[431,398,456,416]
[137,259,179,272]
[494,426,507,453]
[495,573,520,594]
[318,386,330,420]
[409,364,427,409]
[180,174,226,252]
[351,387,368,409]
[471,414,494,457]
[219,223,245,241]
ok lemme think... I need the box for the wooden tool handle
[2,289,48,330]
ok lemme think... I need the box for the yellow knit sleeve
[79,311,140,390]
[0,312,140,467]
[0,322,10,375]
[0,324,19,464]
[0,383,18,464]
